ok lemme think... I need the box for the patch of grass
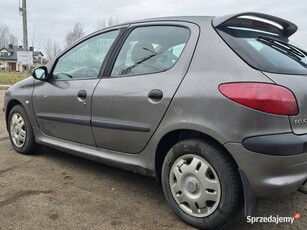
[0,72,25,85]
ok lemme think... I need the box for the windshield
[216,26,307,75]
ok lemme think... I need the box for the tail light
[218,83,298,115]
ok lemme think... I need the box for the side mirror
[32,66,49,81]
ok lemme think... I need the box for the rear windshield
[216,27,307,75]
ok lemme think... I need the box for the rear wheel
[8,105,38,154]
[162,139,243,229]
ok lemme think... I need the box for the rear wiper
[257,36,307,61]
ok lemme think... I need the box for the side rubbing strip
[37,114,150,132]
[37,113,90,126]
[92,119,150,132]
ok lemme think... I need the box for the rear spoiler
[212,12,298,37]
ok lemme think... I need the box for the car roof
[103,13,298,38]
[100,16,214,29]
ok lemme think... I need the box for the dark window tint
[111,26,190,77]
[217,27,307,75]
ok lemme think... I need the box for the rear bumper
[225,138,307,197]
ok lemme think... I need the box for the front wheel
[8,105,38,154]
[162,139,243,229]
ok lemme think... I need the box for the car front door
[32,29,121,145]
[91,22,199,153]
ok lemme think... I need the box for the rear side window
[111,26,190,77]
[216,27,307,75]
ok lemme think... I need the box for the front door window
[53,30,119,80]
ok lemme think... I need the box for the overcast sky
[1,0,307,52]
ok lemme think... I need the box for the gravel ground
[0,89,306,229]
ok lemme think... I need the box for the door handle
[148,89,163,103]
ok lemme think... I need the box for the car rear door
[91,21,199,153]
[32,29,122,145]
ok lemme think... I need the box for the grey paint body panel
[33,127,155,177]
[32,79,99,146]
[4,78,38,129]
[225,142,307,197]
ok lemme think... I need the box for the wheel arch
[155,129,240,185]
[5,99,23,130]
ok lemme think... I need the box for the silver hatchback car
[4,12,307,229]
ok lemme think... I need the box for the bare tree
[96,17,119,30]
[96,19,106,30]
[0,24,18,47]
[45,39,62,61]
[109,17,119,26]
[0,24,9,47]
[30,25,45,51]
[9,33,18,46]
[65,22,85,47]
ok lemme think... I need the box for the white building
[0,44,46,71]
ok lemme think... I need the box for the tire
[162,139,243,229]
[8,105,38,154]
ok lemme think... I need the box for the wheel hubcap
[10,113,26,148]
[169,154,221,217]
